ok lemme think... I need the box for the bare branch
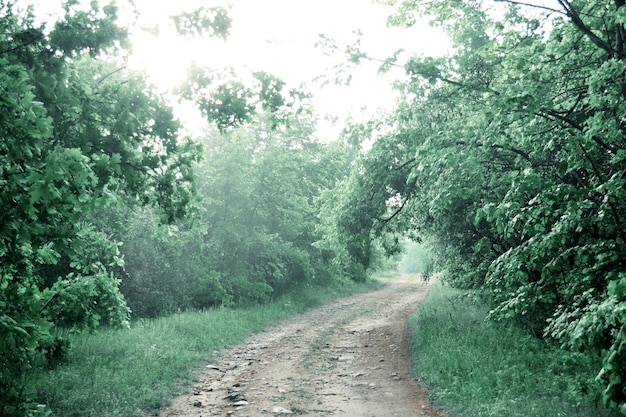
[493,0,567,16]
[95,67,126,87]
[379,198,408,224]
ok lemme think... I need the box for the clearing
[159,274,447,417]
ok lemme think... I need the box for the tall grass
[26,280,381,417]
[408,285,620,417]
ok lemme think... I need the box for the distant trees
[118,100,356,317]
[326,0,626,410]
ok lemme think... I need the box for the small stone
[223,392,246,402]
[271,406,293,414]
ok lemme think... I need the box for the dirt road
[159,274,447,417]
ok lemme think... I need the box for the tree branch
[493,0,567,16]
[379,198,408,224]
[491,143,532,161]
[457,140,532,162]
[393,157,417,171]
[0,31,43,55]
[39,276,84,314]
[95,67,126,87]
[539,108,619,153]
[557,0,622,58]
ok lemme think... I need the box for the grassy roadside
[26,279,382,417]
[408,285,620,417]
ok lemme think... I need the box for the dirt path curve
[159,274,447,417]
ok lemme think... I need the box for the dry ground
[159,274,447,417]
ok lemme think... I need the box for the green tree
[117,71,353,316]
[330,0,626,409]
[0,1,230,414]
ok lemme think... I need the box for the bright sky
[28,0,450,139]
[126,0,450,139]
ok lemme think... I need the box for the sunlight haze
[127,0,450,138]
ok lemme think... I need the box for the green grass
[408,285,621,417]
[26,279,382,417]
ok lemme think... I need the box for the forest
[2,0,626,415]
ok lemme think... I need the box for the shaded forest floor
[159,274,445,417]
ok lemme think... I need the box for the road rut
[159,274,447,417]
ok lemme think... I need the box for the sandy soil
[159,274,448,417]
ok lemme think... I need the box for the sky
[126,0,450,138]
[28,0,450,139]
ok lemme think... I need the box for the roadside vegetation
[0,2,372,415]
[324,1,626,413]
[409,285,621,417]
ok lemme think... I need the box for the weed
[287,378,310,399]
[290,404,306,414]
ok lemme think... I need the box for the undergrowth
[25,279,382,417]
[408,285,621,417]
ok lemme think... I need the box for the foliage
[327,0,626,410]
[117,93,354,316]
[0,1,230,414]
[170,6,231,40]
[178,66,312,132]
[315,118,411,281]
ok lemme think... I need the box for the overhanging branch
[379,197,408,224]
[493,0,567,16]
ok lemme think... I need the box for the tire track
[159,274,447,417]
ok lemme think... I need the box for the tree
[330,0,626,409]
[193,76,349,291]
[115,77,355,315]
[0,1,230,414]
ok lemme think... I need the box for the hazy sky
[127,0,450,138]
[28,0,450,138]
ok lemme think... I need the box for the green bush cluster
[110,113,354,317]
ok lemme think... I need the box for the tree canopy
[325,0,626,410]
